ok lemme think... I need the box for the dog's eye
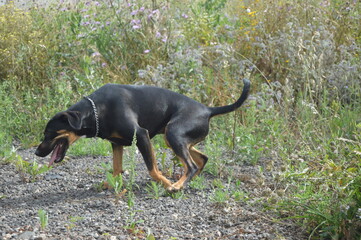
[44,131,56,139]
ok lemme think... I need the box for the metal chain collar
[84,96,99,138]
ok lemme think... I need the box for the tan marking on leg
[146,143,172,188]
[149,169,172,188]
[112,145,123,176]
[103,145,124,190]
[189,147,207,176]
[167,157,190,192]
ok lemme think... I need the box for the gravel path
[1,147,306,239]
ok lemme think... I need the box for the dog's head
[35,111,82,166]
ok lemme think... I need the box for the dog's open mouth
[49,138,69,167]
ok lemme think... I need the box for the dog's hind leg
[189,146,208,176]
[165,130,199,192]
[135,127,173,188]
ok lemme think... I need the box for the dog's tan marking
[147,143,172,188]
[167,157,190,191]
[110,132,124,139]
[189,147,207,175]
[55,130,80,145]
[112,144,124,176]
[103,144,124,190]
[149,168,172,188]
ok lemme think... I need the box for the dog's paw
[166,184,183,193]
[102,181,113,190]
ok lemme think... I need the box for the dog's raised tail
[209,78,250,118]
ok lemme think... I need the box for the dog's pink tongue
[49,144,61,167]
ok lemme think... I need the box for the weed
[125,131,138,207]
[189,175,207,190]
[105,172,126,203]
[99,162,113,174]
[212,178,225,189]
[209,188,230,204]
[66,216,85,231]
[167,191,187,200]
[38,209,48,231]
[15,157,51,182]
[232,190,247,202]
[146,181,165,199]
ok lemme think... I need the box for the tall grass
[0,0,360,238]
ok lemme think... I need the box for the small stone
[34,234,46,240]
[45,173,63,180]
[18,231,35,239]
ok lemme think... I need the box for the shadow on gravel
[0,188,102,209]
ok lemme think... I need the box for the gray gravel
[1,147,306,239]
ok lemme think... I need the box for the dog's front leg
[103,143,124,189]
[112,143,124,176]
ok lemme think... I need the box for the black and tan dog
[35,79,250,192]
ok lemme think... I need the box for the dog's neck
[84,96,99,138]
[67,98,101,138]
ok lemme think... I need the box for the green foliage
[38,209,48,231]
[106,172,124,196]
[146,181,165,199]
[0,3,51,88]
[68,138,111,156]
[189,175,207,190]
[14,155,51,182]
[66,216,85,231]
[209,188,230,204]
[166,190,187,200]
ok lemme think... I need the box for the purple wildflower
[131,19,141,25]
[92,52,101,57]
[144,49,150,54]
[181,13,188,19]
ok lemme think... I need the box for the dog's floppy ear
[56,111,82,130]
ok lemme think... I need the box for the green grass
[0,0,360,238]
[68,138,111,157]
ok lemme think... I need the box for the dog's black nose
[35,147,47,157]
[35,148,41,156]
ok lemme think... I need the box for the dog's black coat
[36,79,250,191]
